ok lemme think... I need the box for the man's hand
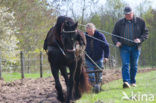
[116,42,121,47]
[134,38,141,43]
[104,58,109,64]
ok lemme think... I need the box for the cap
[124,6,132,14]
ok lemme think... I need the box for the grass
[77,70,156,103]
[2,72,52,82]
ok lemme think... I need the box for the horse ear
[73,22,78,29]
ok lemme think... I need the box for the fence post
[20,51,25,79]
[40,51,43,78]
[27,54,30,73]
[0,51,3,80]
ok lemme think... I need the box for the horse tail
[79,66,91,93]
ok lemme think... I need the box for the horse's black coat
[44,16,90,103]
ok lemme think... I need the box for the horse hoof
[73,94,81,100]
[57,96,65,102]
[65,100,75,103]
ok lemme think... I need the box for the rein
[56,40,66,56]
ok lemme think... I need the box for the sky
[47,0,156,16]
[121,0,156,9]
[97,0,156,10]
[47,0,156,9]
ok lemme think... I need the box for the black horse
[44,16,90,103]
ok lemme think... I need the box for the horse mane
[77,30,86,46]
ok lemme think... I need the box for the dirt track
[0,68,156,103]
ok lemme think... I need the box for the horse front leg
[51,65,65,102]
[66,62,77,103]
[60,66,69,87]
[73,60,82,100]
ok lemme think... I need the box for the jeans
[120,45,141,84]
[86,59,104,83]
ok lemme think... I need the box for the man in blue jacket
[85,23,109,86]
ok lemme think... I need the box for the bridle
[62,29,77,33]
[56,26,78,56]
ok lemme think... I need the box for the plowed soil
[0,68,156,103]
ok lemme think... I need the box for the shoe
[123,82,131,88]
[131,83,136,87]
[92,84,101,93]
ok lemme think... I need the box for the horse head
[60,20,79,60]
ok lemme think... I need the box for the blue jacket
[85,30,109,61]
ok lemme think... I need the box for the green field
[2,72,52,82]
[77,70,156,103]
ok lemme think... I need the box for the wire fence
[0,49,120,79]
[0,49,155,80]
[0,51,51,79]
